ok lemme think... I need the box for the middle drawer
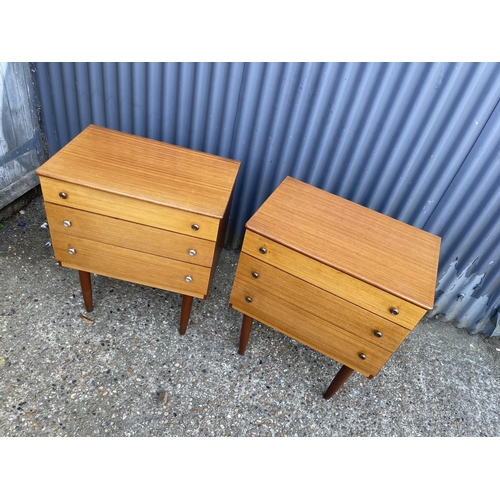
[45,202,215,267]
[232,253,411,353]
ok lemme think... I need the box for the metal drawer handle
[68,248,76,255]
[185,276,193,282]
[259,247,267,254]
[188,249,197,256]
[359,353,367,360]
[59,192,68,199]
[191,224,199,231]
[245,296,252,303]
[63,220,72,227]
[390,308,399,315]
[251,271,259,279]
[374,330,383,338]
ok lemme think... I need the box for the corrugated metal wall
[33,62,500,336]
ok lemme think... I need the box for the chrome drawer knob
[188,249,197,256]
[359,353,367,360]
[63,220,72,227]
[374,330,383,338]
[185,276,193,282]
[59,192,68,199]
[251,271,259,279]
[245,296,252,303]
[68,248,76,255]
[191,224,199,231]
[390,308,399,315]
[259,247,267,254]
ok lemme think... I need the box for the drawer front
[233,253,411,352]
[52,234,211,298]
[230,278,391,377]
[40,177,220,241]
[45,203,215,268]
[242,230,426,330]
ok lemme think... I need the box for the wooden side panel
[234,253,411,352]
[52,234,211,298]
[209,188,234,285]
[45,203,215,267]
[40,177,219,241]
[242,231,426,330]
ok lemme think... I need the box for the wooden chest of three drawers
[229,176,441,399]
[36,125,240,334]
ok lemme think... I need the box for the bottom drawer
[230,277,393,377]
[53,234,211,298]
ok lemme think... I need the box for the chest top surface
[36,125,241,218]
[245,176,441,310]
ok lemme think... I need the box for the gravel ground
[1,195,499,437]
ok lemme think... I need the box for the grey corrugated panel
[48,63,71,149]
[32,62,500,335]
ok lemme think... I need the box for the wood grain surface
[45,202,215,267]
[40,177,220,241]
[230,280,391,377]
[52,235,211,298]
[232,253,411,352]
[241,230,426,329]
[246,176,441,310]
[36,124,241,218]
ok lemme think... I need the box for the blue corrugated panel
[33,62,500,336]
[424,98,500,336]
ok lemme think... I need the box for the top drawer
[242,230,427,330]
[40,177,220,241]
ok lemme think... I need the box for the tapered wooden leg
[78,270,93,312]
[180,295,194,335]
[238,314,253,355]
[323,365,354,400]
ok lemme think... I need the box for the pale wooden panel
[0,63,41,210]
[246,176,441,310]
[52,235,211,298]
[36,124,240,218]
[230,280,392,377]
[40,177,219,241]
[234,253,411,352]
[45,203,215,267]
[242,230,426,330]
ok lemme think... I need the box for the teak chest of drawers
[229,176,441,399]
[36,124,240,334]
